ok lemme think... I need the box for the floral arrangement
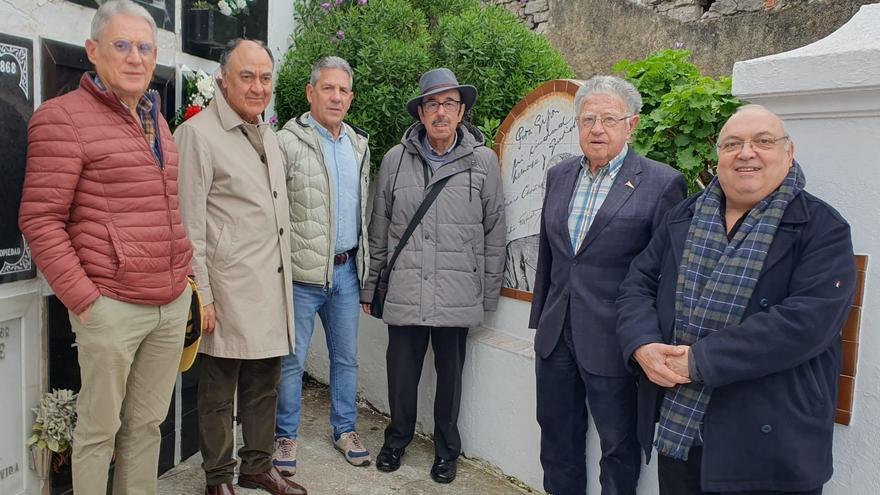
[171,68,215,130]
[27,389,77,474]
[191,0,255,17]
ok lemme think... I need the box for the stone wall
[483,0,551,34]
[546,0,877,77]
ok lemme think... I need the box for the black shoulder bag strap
[371,173,452,318]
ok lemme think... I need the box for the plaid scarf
[655,162,805,460]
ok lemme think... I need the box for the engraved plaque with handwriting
[494,80,584,297]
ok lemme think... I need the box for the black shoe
[376,445,405,472]
[430,457,457,484]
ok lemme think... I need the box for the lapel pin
[834,280,841,288]
[625,180,635,189]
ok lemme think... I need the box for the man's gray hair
[309,56,353,87]
[219,38,275,72]
[574,76,643,117]
[91,0,157,41]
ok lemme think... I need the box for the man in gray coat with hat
[361,68,506,483]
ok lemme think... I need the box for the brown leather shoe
[204,482,235,494]
[239,467,307,495]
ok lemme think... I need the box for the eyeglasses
[577,114,632,129]
[422,99,461,114]
[716,135,789,154]
[107,39,156,58]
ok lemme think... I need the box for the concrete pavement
[157,380,534,494]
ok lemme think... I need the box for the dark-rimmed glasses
[716,135,789,154]
[423,99,461,114]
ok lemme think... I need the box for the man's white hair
[91,0,157,41]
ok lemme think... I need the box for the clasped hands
[633,343,692,387]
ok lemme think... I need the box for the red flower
[184,105,203,120]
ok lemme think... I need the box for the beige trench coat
[175,89,294,359]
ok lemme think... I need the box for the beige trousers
[69,285,190,495]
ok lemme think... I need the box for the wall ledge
[733,3,880,97]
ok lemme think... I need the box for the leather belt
[334,247,357,265]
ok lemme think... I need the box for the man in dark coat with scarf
[617,105,856,494]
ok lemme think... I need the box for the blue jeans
[276,257,361,439]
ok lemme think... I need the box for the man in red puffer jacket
[18,2,193,494]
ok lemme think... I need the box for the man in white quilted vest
[274,56,372,474]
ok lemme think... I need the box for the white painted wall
[733,4,880,494]
[0,1,295,492]
[306,4,880,494]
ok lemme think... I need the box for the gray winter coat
[361,122,506,328]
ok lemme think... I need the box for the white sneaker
[334,431,371,466]
[272,437,298,476]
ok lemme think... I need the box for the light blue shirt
[310,116,360,253]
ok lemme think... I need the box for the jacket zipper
[357,142,369,286]
[121,98,176,298]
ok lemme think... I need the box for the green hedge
[614,49,742,192]
[275,0,574,174]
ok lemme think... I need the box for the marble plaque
[494,80,583,295]
[0,34,35,284]
[0,318,24,494]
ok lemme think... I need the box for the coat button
[279,228,284,236]
[277,266,282,273]
[572,260,577,266]
[424,234,429,240]
[260,154,267,164]
[759,298,769,308]
[424,274,429,280]
[760,424,773,433]
[273,191,278,198]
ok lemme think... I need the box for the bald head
[720,104,788,139]
[716,105,795,214]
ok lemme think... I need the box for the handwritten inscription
[501,95,580,241]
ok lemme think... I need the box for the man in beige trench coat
[175,39,306,495]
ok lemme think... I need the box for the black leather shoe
[430,457,457,484]
[375,445,405,472]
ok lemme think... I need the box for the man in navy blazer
[529,76,686,495]
[617,105,856,494]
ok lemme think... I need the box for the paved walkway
[157,380,532,494]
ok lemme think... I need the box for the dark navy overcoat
[617,189,857,492]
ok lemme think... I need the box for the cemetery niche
[182,0,269,61]
[493,80,584,300]
[0,33,35,284]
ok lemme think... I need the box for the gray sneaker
[334,431,371,466]
[272,437,298,476]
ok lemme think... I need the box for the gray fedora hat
[406,68,477,120]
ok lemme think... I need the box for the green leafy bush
[614,49,742,192]
[275,0,574,174]
[432,5,574,148]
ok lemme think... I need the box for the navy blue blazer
[529,148,686,376]
[617,190,856,492]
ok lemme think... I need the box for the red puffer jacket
[19,73,193,314]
